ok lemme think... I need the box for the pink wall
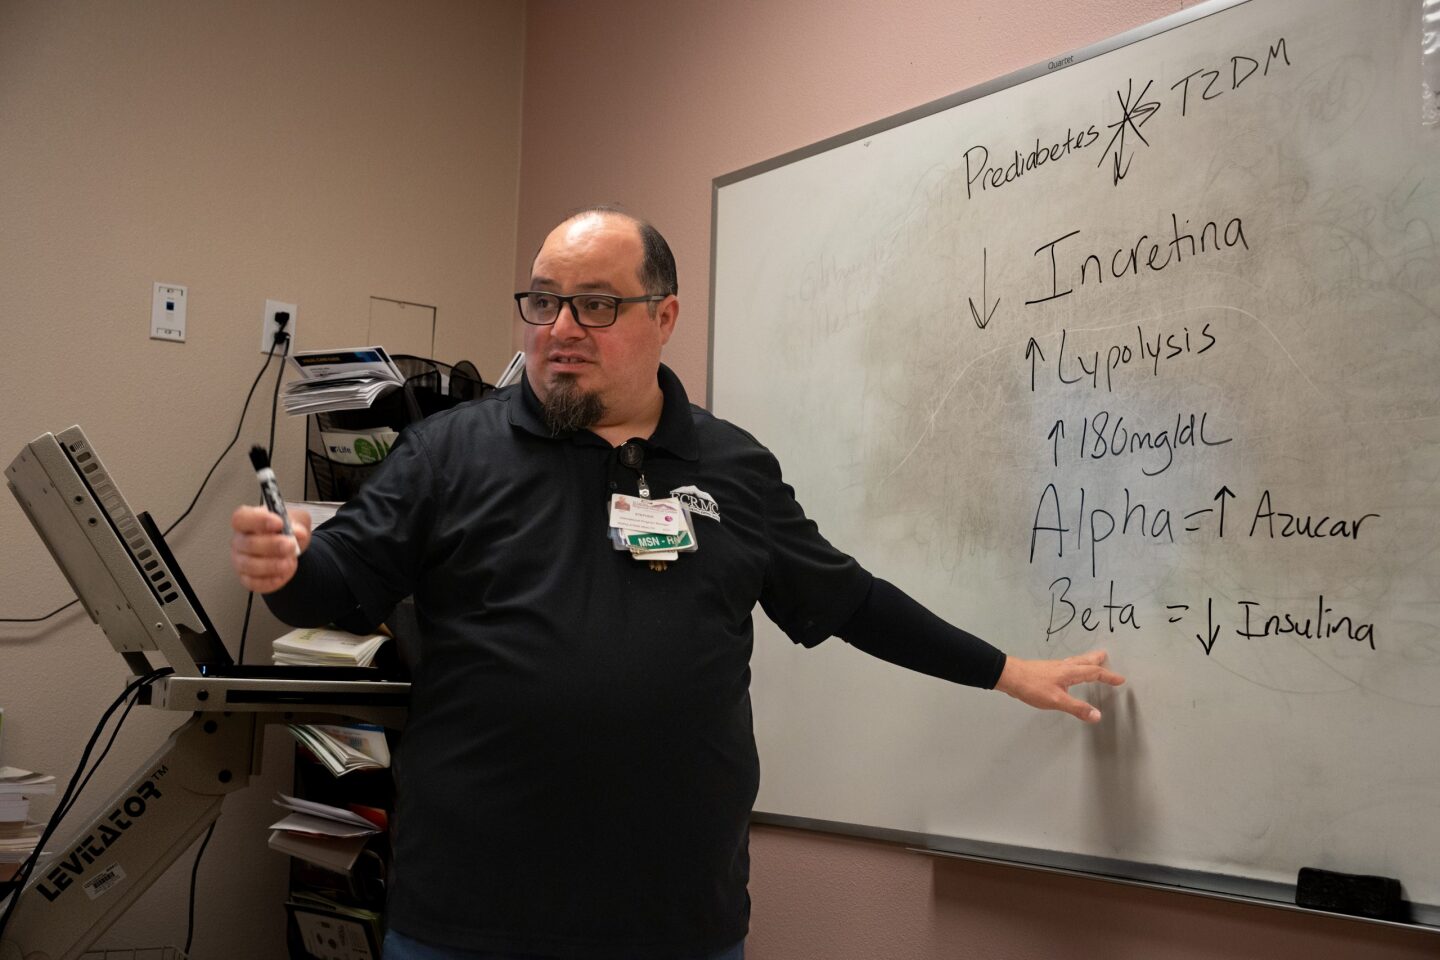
[518,0,1216,395]
[748,825,1434,959]
[516,2,1437,957]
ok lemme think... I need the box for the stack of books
[272,627,390,668]
[287,723,391,778]
[0,767,56,882]
[0,824,43,883]
[281,347,405,416]
[268,794,384,875]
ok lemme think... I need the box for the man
[233,208,1124,960]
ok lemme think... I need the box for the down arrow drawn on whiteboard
[1196,597,1221,656]
[967,247,1000,330]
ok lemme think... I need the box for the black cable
[238,331,291,666]
[1,346,279,624]
[163,339,281,537]
[0,668,172,939]
[237,593,258,667]
[184,821,217,956]
[189,330,288,938]
[268,331,290,461]
[0,599,78,624]
[55,673,150,825]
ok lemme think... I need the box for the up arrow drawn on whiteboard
[1214,485,1236,537]
[1025,336,1045,392]
[968,247,1000,330]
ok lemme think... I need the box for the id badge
[608,493,684,535]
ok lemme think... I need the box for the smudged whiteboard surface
[711,0,1440,916]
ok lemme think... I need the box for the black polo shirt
[275,365,871,958]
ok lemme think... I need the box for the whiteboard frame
[708,0,1440,934]
[756,810,1439,932]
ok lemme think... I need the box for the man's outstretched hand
[994,650,1126,723]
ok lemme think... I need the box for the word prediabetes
[962,126,1102,199]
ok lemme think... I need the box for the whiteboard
[710,0,1440,921]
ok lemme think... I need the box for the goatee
[540,377,605,435]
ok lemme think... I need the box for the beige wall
[516,1,1437,958]
[0,1,523,955]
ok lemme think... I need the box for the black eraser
[1296,867,1407,921]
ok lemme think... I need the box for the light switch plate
[151,283,187,342]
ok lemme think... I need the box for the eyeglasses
[514,291,667,328]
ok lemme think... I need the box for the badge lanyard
[610,441,698,572]
[619,442,652,499]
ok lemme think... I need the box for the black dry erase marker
[248,445,294,538]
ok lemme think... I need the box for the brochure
[282,347,405,416]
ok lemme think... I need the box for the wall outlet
[262,299,297,353]
[151,283,187,342]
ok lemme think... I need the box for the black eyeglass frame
[513,291,669,328]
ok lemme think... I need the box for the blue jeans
[382,929,744,960]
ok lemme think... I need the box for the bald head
[543,207,678,305]
[521,207,680,444]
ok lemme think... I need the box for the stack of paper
[268,794,382,875]
[0,822,44,883]
[0,769,53,882]
[0,768,56,824]
[273,627,389,667]
[0,795,29,828]
[288,723,391,778]
[0,767,56,795]
[284,500,344,527]
[282,347,405,416]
